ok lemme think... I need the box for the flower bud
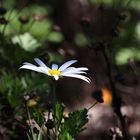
[0,17,8,24]
[18,16,29,24]
[91,89,104,103]
[45,119,55,129]
[0,7,7,15]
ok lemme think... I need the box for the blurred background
[0,0,140,139]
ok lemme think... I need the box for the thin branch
[101,47,129,140]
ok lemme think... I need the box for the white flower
[19,58,91,83]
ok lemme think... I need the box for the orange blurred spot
[102,88,112,106]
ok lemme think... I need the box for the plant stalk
[52,81,58,140]
[25,102,35,140]
[102,47,129,140]
[87,101,98,110]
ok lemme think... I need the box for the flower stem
[87,101,98,110]
[52,81,58,140]
[47,112,51,140]
[25,102,35,140]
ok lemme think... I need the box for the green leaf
[30,19,52,40]
[115,47,140,65]
[32,109,44,125]
[60,128,73,140]
[12,32,41,52]
[74,33,89,47]
[115,48,135,65]
[55,102,64,128]
[47,32,64,43]
[60,109,88,138]
[24,74,50,94]
[0,73,50,108]
[27,131,38,140]
[37,126,44,140]
[0,74,26,107]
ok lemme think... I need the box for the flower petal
[76,67,88,71]
[61,67,88,73]
[61,67,88,75]
[39,67,49,75]
[34,58,50,70]
[54,75,59,80]
[61,69,86,75]
[59,60,77,71]
[23,62,36,67]
[62,73,91,83]
[52,64,58,70]
[19,65,42,73]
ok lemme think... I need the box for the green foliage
[60,109,88,139]
[116,47,140,65]
[25,103,89,140]
[0,35,36,67]
[130,0,140,10]
[115,48,134,65]
[55,102,65,128]
[28,4,48,14]
[37,127,44,140]
[23,74,50,94]
[29,19,53,41]
[12,32,41,52]
[0,73,50,107]
[47,31,64,43]
[1,4,63,46]
[0,74,26,107]
[74,33,89,47]
[60,129,73,140]
[48,52,64,63]
[32,109,44,125]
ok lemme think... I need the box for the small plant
[19,58,94,140]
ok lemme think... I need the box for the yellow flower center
[48,70,61,76]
